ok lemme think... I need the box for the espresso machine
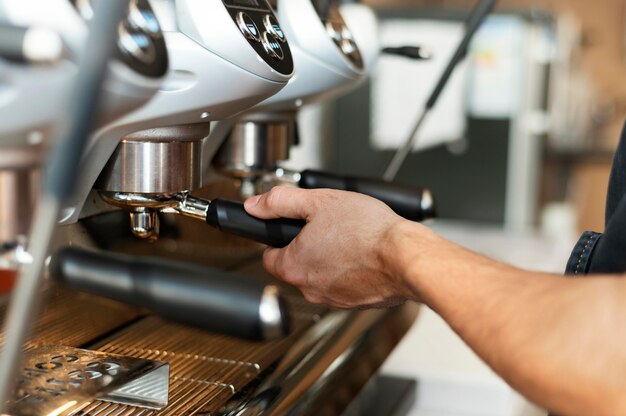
[48,0,299,337]
[0,0,167,277]
[212,0,436,222]
[212,0,366,198]
[0,0,420,414]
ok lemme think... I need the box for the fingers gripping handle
[299,170,436,221]
[206,199,305,248]
[51,247,290,341]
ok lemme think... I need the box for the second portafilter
[213,117,295,197]
[213,118,436,222]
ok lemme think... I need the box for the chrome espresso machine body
[0,1,419,415]
[0,0,167,272]
[212,0,435,223]
[212,0,367,197]
[63,0,295,229]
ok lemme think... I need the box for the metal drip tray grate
[5,345,170,416]
[0,279,415,415]
[0,285,140,350]
[76,294,328,415]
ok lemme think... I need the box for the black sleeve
[605,118,626,226]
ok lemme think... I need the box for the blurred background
[288,0,626,414]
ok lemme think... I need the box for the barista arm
[244,186,626,416]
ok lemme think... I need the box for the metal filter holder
[5,345,169,415]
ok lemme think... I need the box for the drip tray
[6,345,169,416]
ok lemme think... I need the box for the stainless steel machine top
[73,0,168,79]
[311,0,363,69]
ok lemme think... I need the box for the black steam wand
[383,0,497,181]
[0,1,127,409]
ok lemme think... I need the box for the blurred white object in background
[371,19,467,151]
[465,16,526,119]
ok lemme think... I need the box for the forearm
[245,187,626,413]
[391,221,626,416]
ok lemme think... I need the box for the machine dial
[263,15,285,43]
[262,32,283,60]
[221,0,293,75]
[236,12,261,42]
[311,0,363,70]
[72,0,168,78]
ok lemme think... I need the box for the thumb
[244,186,314,220]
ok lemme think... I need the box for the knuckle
[266,252,292,282]
[265,187,284,210]
[274,261,289,281]
[303,291,323,305]
[262,250,280,277]
[282,269,304,287]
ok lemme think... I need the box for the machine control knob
[263,15,285,43]
[341,25,356,42]
[262,32,283,61]
[339,38,357,56]
[236,11,260,42]
[325,21,343,43]
[72,0,167,78]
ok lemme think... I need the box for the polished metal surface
[220,305,418,416]
[0,169,39,244]
[214,121,293,179]
[129,210,160,240]
[261,32,284,61]
[236,12,261,42]
[99,191,211,238]
[97,125,208,194]
[73,290,327,415]
[5,345,169,415]
[313,0,364,70]
[0,180,419,415]
[0,269,416,415]
[0,240,30,273]
[258,167,301,194]
[171,194,210,221]
[0,143,43,171]
[74,0,169,78]
[260,285,288,340]
[99,191,179,210]
[0,141,43,247]
[104,361,170,410]
[421,189,436,221]
[0,285,141,349]
[0,253,417,416]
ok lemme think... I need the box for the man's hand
[245,186,626,416]
[244,186,423,308]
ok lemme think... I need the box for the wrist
[381,219,438,302]
[387,221,518,310]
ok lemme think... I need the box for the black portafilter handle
[50,247,290,341]
[299,170,436,222]
[206,199,305,248]
[382,46,431,60]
